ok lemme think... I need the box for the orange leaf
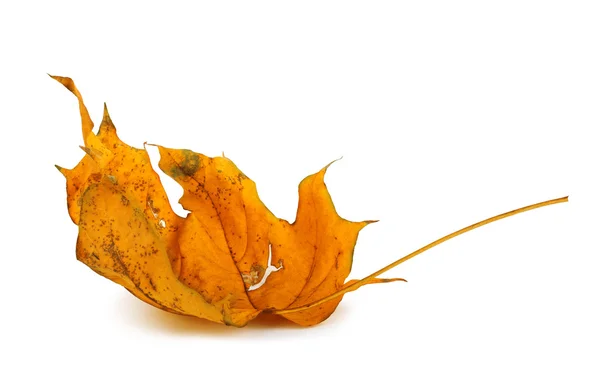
[54,76,567,327]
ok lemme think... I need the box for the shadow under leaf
[115,291,309,336]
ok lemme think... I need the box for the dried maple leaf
[53,75,568,327]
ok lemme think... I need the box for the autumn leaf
[53,75,568,327]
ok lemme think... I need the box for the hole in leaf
[248,244,283,291]
[146,145,189,217]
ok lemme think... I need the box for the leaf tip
[144,142,159,150]
[323,156,343,171]
[48,74,72,87]
[55,164,66,176]
[99,103,118,137]
[358,219,379,229]
[47,73,62,82]
[102,102,112,119]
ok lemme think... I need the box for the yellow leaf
[54,76,568,327]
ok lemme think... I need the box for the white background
[1,1,599,386]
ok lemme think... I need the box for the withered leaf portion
[54,76,402,327]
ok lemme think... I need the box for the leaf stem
[271,196,568,315]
